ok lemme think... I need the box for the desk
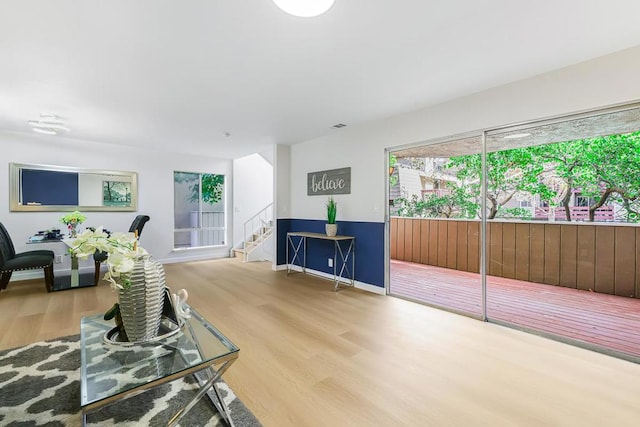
[286,232,355,291]
[80,306,239,426]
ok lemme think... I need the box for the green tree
[393,130,640,223]
[389,154,398,187]
[199,174,225,205]
[422,185,479,218]
[395,185,478,219]
[525,141,583,221]
[530,131,640,222]
[174,172,225,205]
[577,132,640,221]
[447,148,542,219]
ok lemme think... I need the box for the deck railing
[390,217,640,298]
[421,189,452,198]
[534,206,614,221]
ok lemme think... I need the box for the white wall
[273,144,291,269]
[232,153,273,248]
[274,144,291,220]
[1,131,233,277]
[289,45,640,222]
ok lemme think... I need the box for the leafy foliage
[393,130,640,223]
[326,197,337,224]
[447,147,543,219]
[396,186,478,219]
[174,172,225,205]
[389,154,398,187]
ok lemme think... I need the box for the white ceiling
[2,0,640,159]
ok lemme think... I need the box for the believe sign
[307,167,351,196]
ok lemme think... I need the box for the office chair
[93,215,150,286]
[0,222,55,292]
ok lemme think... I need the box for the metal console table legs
[286,231,355,291]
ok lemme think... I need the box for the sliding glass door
[388,136,483,318]
[484,105,640,360]
[388,102,640,361]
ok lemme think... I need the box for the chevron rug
[0,335,261,426]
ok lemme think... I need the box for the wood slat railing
[390,217,640,298]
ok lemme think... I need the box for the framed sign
[307,167,351,196]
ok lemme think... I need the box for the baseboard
[275,264,385,295]
[158,252,230,265]
[12,258,386,296]
[11,271,44,281]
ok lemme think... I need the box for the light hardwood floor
[2,258,640,426]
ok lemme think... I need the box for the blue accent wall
[277,219,384,288]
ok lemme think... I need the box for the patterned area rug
[0,335,262,426]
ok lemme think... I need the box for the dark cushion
[14,250,55,259]
[2,254,53,271]
[93,251,108,262]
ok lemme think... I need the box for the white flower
[69,227,147,290]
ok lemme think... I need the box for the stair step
[233,248,245,258]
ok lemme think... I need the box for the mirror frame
[10,163,138,212]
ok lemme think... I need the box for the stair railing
[242,203,274,262]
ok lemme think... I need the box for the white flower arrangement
[69,226,147,290]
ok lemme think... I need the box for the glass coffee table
[80,306,239,426]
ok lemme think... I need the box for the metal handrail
[242,203,274,262]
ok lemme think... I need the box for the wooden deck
[390,259,640,358]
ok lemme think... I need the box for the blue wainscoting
[277,219,384,288]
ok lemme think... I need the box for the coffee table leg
[167,360,235,427]
[204,372,235,427]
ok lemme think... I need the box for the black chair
[93,215,150,286]
[0,222,55,292]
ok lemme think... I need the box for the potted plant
[60,210,86,238]
[326,197,337,237]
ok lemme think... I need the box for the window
[173,171,226,249]
[575,195,595,207]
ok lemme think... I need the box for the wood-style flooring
[2,258,640,426]
[390,260,640,358]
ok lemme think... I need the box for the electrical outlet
[55,255,63,264]
[328,258,333,267]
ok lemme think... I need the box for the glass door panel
[484,105,640,360]
[389,136,483,317]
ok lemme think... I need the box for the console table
[286,232,355,291]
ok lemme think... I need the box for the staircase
[234,204,274,262]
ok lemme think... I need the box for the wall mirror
[10,163,138,212]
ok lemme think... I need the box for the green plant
[60,210,86,225]
[174,172,225,205]
[326,197,337,224]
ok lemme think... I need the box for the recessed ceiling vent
[332,123,347,129]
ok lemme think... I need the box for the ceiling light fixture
[503,132,531,139]
[31,127,58,136]
[28,113,70,135]
[272,0,335,17]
